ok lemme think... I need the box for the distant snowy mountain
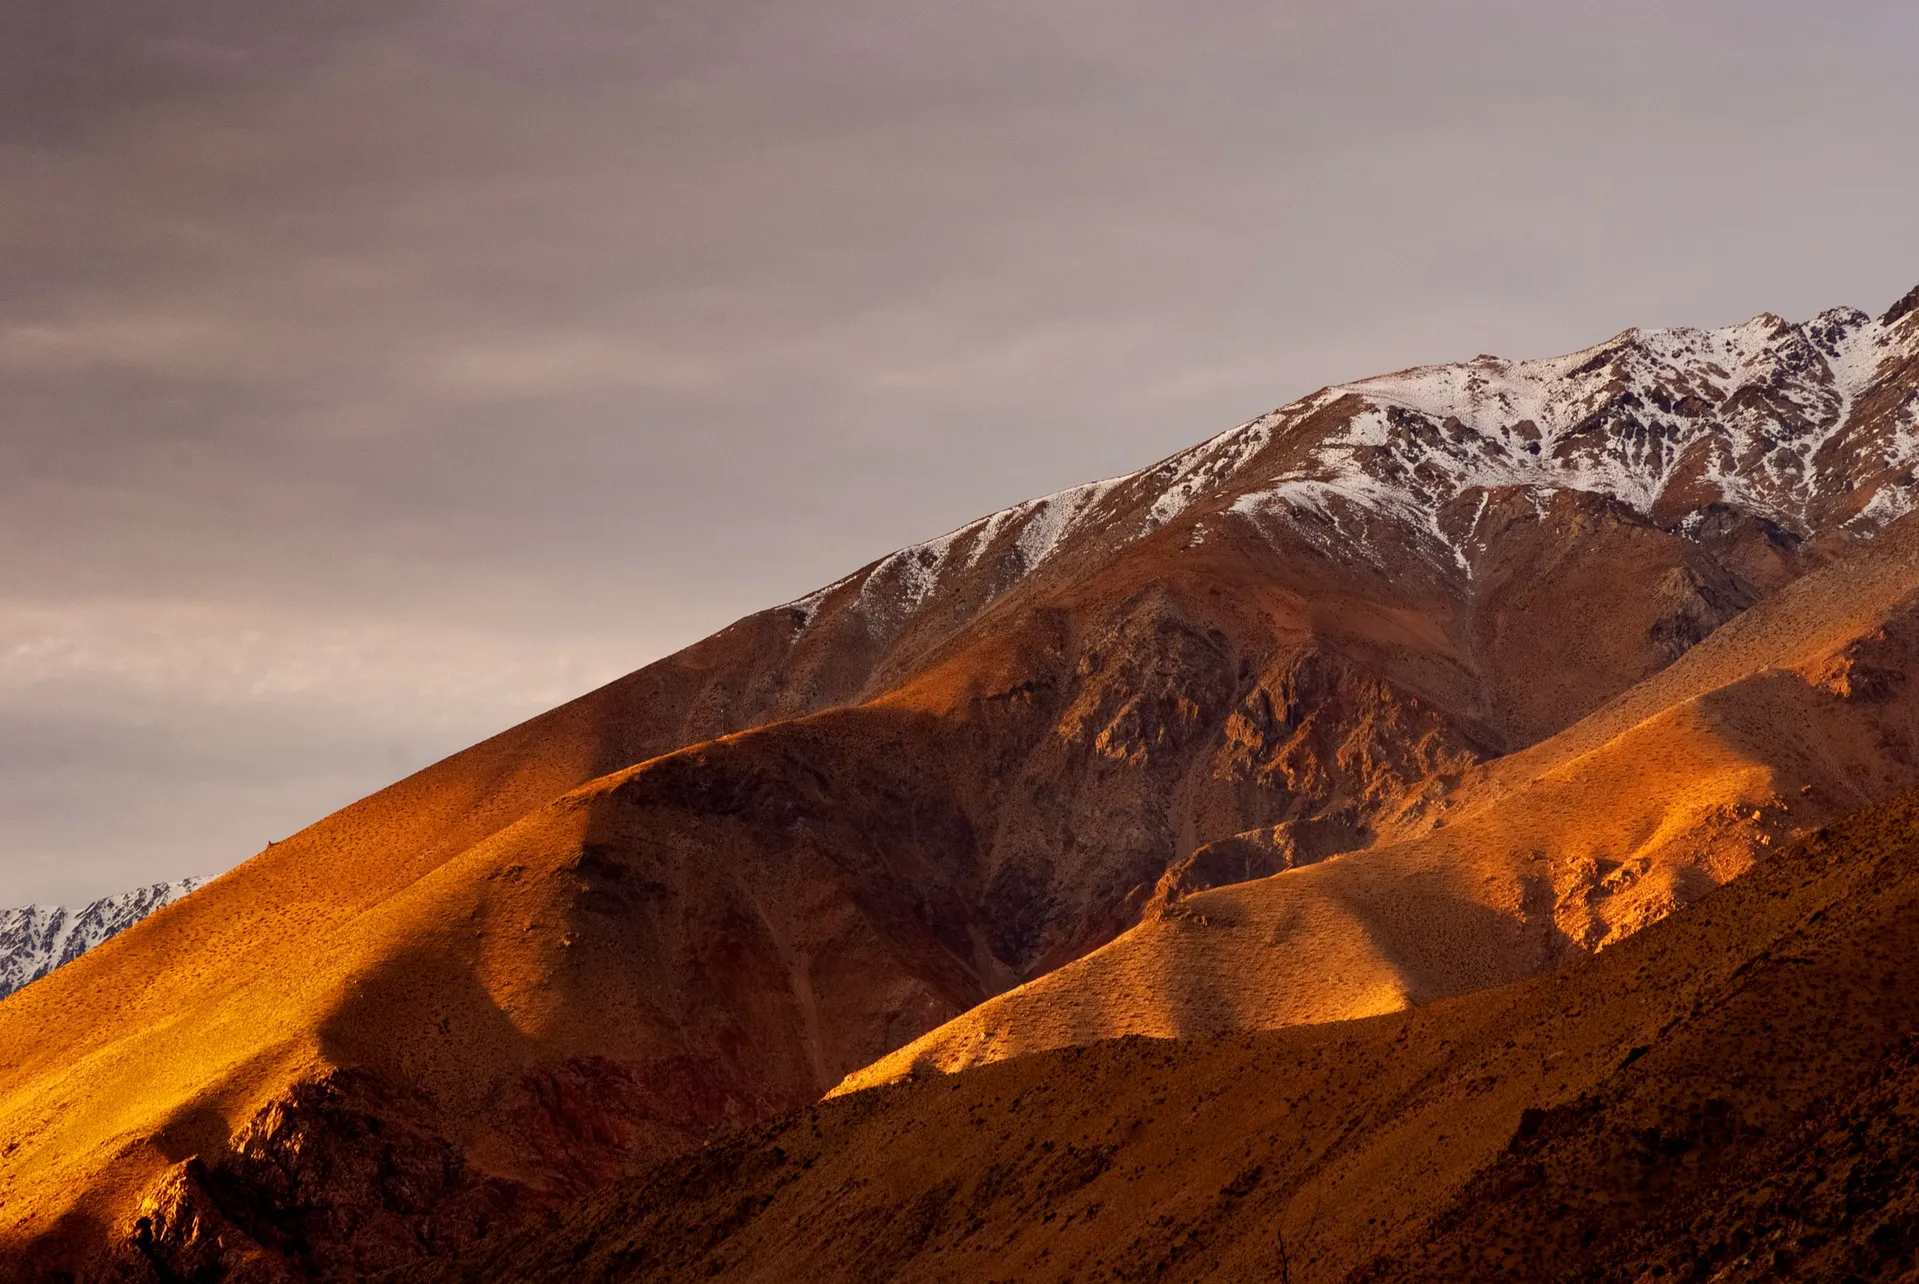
[783,291,1919,641]
[0,878,205,999]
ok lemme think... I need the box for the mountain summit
[815,298,1919,625]
[2,289,1918,1280]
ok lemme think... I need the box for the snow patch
[1143,413,1282,529]
[784,301,1919,622]
[776,407,1298,639]
[1236,305,1919,561]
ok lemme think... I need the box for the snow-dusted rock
[788,298,1919,636]
[0,878,205,999]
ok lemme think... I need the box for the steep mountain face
[411,785,1919,1284]
[797,296,1919,748]
[0,879,204,999]
[839,508,1919,1091]
[1,290,1916,1280]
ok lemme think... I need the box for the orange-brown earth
[405,785,1919,1283]
[839,507,1919,1090]
[3,295,1918,1279]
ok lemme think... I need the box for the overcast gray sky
[3,0,1915,905]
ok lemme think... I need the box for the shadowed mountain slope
[406,787,1919,1284]
[837,505,1919,1091]
[3,293,1918,1279]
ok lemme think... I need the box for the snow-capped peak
[0,877,206,999]
[1225,301,1919,570]
[778,293,1919,637]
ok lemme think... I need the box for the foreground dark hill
[411,786,1919,1283]
[3,290,1918,1278]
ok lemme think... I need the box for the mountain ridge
[0,878,205,1000]
[802,296,1919,642]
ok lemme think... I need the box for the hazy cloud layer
[3,0,1916,903]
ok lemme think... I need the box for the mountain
[1,288,1916,1279]
[836,499,1919,1091]
[0,879,205,1000]
[410,783,1919,1283]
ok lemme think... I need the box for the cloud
[2,0,1917,903]
[428,335,727,398]
[0,597,630,722]
[0,315,247,376]
[0,596,641,905]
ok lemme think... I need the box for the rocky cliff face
[2,289,1917,1281]
[835,511,1919,1093]
[0,878,204,1000]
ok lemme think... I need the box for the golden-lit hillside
[408,784,1919,1283]
[837,510,1919,1091]
[4,300,1917,1279]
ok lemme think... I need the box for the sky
[3,0,1917,905]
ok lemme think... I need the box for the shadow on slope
[838,513,1919,1090]
[405,785,1919,1283]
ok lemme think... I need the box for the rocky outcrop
[829,497,1919,1094]
[126,1072,518,1281]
